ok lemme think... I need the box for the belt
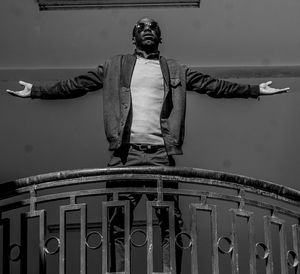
[129,143,165,151]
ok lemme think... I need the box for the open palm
[6,81,33,98]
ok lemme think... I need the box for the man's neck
[134,48,160,60]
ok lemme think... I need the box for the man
[7,17,289,273]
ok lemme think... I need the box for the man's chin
[142,40,157,47]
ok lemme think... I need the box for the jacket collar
[134,49,160,60]
[121,53,170,90]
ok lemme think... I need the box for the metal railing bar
[102,201,130,274]
[263,215,289,274]
[32,174,161,191]
[1,184,298,221]
[20,213,27,274]
[147,201,176,274]
[0,218,10,273]
[58,203,87,274]
[190,203,219,274]
[244,198,300,219]
[23,210,46,274]
[160,176,300,206]
[292,224,300,274]
[230,209,256,274]
[1,167,299,202]
[80,204,87,274]
[230,210,239,274]
[8,175,299,209]
[0,188,298,222]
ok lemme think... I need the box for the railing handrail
[1,167,299,202]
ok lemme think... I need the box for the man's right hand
[6,81,33,98]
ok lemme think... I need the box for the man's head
[132,17,162,53]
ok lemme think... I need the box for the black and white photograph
[0,0,299,273]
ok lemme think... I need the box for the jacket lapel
[121,54,136,88]
[159,56,170,92]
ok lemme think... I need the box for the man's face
[133,18,161,52]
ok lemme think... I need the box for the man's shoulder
[103,54,135,67]
[105,53,134,61]
[104,54,125,63]
[164,57,187,72]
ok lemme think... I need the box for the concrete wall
[1,0,300,68]
[1,0,300,191]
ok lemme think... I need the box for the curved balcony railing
[0,167,299,274]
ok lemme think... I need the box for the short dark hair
[132,20,161,40]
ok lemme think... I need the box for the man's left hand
[259,81,290,95]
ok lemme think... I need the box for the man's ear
[132,37,136,45]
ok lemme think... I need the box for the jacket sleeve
[186,68,260,99]
[31,66,104,99]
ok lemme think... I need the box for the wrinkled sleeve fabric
[31,66,104,99]
[186,68,260,99]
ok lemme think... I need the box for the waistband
[129,143,165,151]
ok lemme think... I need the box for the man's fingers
[272,87,290,94]
[6,90,20,97]
[278,87,290,93]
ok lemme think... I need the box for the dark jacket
[31,53,259,155]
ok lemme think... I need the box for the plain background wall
[1,1,300,273]
[1,0,300,191]
[1,0,300,68]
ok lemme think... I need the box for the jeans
[107,145,183,273]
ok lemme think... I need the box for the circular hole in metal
[287,250,299,268]
[44,236,60,255]
[85,231,103,250]
[255,242,269,260]
[217,237,233,254]
[9,244,21,262]
[175,232,192,249]
[130,229,147,247]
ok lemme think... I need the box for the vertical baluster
[80,204,87,274]
[292,224,300,274]
[230,209,256,274]
[147,200,154,274]
[124,201,130,274]
[278,219,287,274]
[0,215,10,273]
[102,201,108,274]
[230,210,239,274]
[60,201,87,274]
[23,210,46,274]
[102,200,130,274]
[190,203,219,274]
[20,213,28,274]
[190,204,198,274]
[59,205,66,274]
[39,210,46,274]
[147,201,175,274]
[264,215,288,274]
[211,204,219,274]
[264,216,273,274]
[248,212,256,274]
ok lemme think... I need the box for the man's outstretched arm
[186,68,290,98]
[6,66,104,99]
